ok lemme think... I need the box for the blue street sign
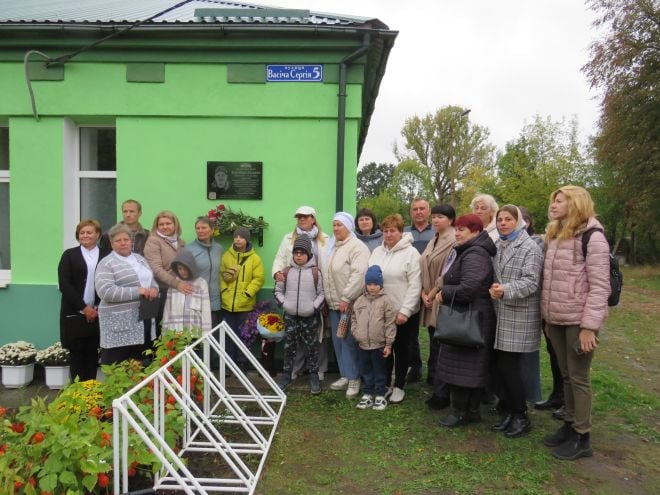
[266,64,323,82]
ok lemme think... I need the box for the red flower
[30,432,45,444]
[10,422,25,433]
[97,473,110,488]
[218,204,225,211]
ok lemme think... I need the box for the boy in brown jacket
[350,265,397,410]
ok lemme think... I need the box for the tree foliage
[356,162,395,202]
[396,105,496,206]
[583,0,659,262]
[495,115,592,233]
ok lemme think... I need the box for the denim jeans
[358,347,388,396]
[329,309,359,380]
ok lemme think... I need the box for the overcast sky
[267,0,602,167]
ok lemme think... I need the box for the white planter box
[1,363,35,388]
[44,365,71,389]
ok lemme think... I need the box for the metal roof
[0,0,387,28]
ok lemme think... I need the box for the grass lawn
[258,265,660,494]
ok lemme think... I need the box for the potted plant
[36,341,71,389]
[0,340,37,388]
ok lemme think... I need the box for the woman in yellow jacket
[220,227,265,365]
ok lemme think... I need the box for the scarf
[156,230,179,250]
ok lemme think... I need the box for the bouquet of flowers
[0,341,37,365]
[36,341,70,366]
[208,203,268,237]
[257,313,285,341]
[240,300,285,346]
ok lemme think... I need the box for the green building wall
[0,59,363,348]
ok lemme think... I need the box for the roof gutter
[336,32,370,212]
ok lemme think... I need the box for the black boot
[491,413,512,432]
[504,412,531,438]
[534,395,563,410]
[552,405,566,420]
[441,387,469,428]
[440,412,468,428]
[543,421,574,447]
[552,431,593,460]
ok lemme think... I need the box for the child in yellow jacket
[220,227,264,365]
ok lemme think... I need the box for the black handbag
[434,294,485,348]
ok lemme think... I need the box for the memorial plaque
[207,162,263,200]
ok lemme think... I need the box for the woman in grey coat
[96,224,159,365]
[489,205,543,437]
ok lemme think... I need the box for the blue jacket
[185,239,223,311]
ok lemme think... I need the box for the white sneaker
[346,379,361,398]
[373,396,388,411]
[389,387,405,404]
[318,372,325,381]
[330,377,349,390]
[356,394,373,409]
[384,387,393,400]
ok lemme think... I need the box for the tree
[583,0,659,262]
[358,191,406,225]
[390,160,431,208]
[396,105,496,206]
[356,162,395,202]
[495,115,592,233]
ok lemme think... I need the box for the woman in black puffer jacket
[435,214,496,427]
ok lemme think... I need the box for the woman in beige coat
[143,210,187,338]
[419,204,456,397]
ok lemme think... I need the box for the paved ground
[1,366,62,409]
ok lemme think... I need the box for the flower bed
[0,330,201,494]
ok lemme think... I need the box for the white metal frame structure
[112,322,286,494]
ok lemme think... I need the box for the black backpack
[581,228,623,307]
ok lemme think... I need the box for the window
[0,126,9,286]
[63,123,116,249]
[79,127,117,232]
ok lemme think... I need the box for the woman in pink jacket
[541,186,610,461]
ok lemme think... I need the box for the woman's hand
[421,291,433,309]
[579,328,598,354]
[274,271,285,283]
[177,281,194,295]
[139,287,159,300]
[489,283,504,300]
[339,300,349,313]
[395,312,408,325]
[82,305,98,323]
[434,291,444,304]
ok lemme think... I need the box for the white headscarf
[325,211,356,255]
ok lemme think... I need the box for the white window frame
[0,125,9,287]
[63,120,116,250]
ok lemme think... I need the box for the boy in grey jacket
[274,235,325,394]
[351,265,397,410]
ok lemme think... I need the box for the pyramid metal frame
[111,322,286,494]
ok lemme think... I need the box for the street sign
[266,64,323,82]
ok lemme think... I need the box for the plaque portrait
[207,162,263,200]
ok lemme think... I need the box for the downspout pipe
[336,33,370,212]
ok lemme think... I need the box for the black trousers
[545,333,564,401]
[450,385,482,413]
[386,312,420,389]
[495,350,527,414]
[68,335,99,382]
